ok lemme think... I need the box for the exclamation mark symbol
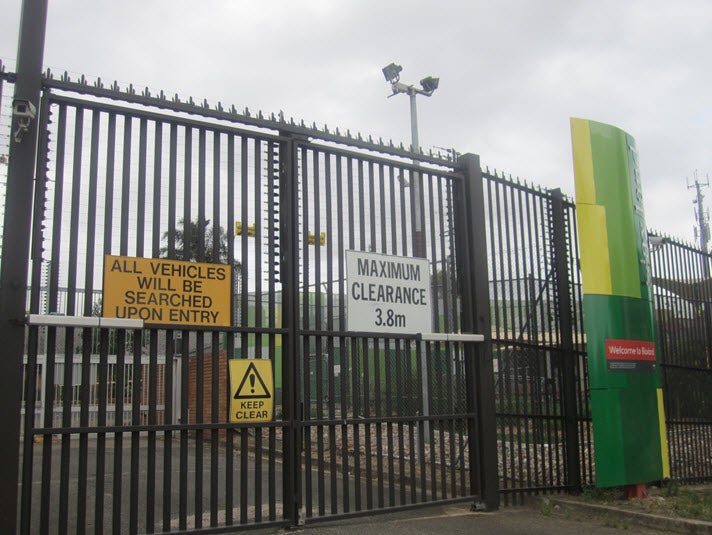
[250,373,255,393]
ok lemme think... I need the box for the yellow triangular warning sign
[234,361,271,399]
[229,359,273,423]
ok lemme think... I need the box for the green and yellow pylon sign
[571,118,669,487]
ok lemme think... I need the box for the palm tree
[161,218,231,264]
[161,218,243,324]
[161,217,242,286]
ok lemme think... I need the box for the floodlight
[382,63,402,83]
[420,76,439,94]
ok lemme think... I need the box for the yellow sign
[102,255,232,327]
[229,359,274,423]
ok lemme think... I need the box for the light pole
[383,63,439,443]
[382,63,439,258]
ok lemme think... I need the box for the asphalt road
[20,436,669,534]
[252,502,668,535]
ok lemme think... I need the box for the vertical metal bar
[669,242,686,478]
[113,329,126,535]
[76,108,100,534]
[513,186,530,499]
[280,133,302,526]
[336,155,350,514]
[362,161,383,509]
[211,130,221,528]
[136,117,147,255]
[568,205,588,483]
[225,132,235,526]
[147,119,162,533]
[549,188,580,491]
[374,336,385,508]
[59,106,84,534]
[571,208,593,484]
[254,137,262,354]
[417,339,427,502]
[387,166,398,506]
[0,3,48,528]
[163,121,177,533]
[364,337,373,509]
[394,338,405,505]
[130,328,141,534]
[375,162,389,503]
[503,183,519,498]
[499,181,516,494]
[152,122,163,256]
[112,112,133,535]
[20,88,51,535]
[348,158,362,511]
[487,176,507,500]
[299,146,312,518]
[129,117,147,535]
[253,137,264,523]
[239,135,249,525]
[95,329,109,527]
[324,152,338,515]
[239,134,248,341]
[120,115,132,254]
[312,149,326,517]
[529,191,544,468]
[439,178,457,499]
[179,125,192,531]
[537,192,554,489]
[385,339,395,506]
[407,358,417,504]
[179,332,189,531]
[95,110,115,533]
[364,164,374,511]
[266,140,277,521]
[163,332,174,530]
[194,128,206,529]
[456,154,499,510]
[426,176,440,500]
[399,164,409,257]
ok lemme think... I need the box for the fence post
[455,153,499,510]
[549,188,581,492]
[279,133,303,526]
[0,0,48,531]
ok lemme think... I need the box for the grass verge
[579,483,712,522]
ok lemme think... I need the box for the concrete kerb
[542,495,712,534]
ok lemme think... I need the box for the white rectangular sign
[346,250,432,334]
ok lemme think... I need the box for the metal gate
[2,66,497,533]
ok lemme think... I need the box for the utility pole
[0,1,49,532]
[689,171,710,253]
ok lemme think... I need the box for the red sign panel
[605,339,656,372]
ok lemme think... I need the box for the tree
[161,217,242,285]
[161,218,232,264]
[162,218,243,326]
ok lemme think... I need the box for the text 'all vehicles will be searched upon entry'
[102,255,232,327]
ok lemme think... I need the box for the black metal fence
[482,174,591,502]
[650,237,712,483]
[484,167,712,499]
[2,65,498,534]
[2,58,712,534]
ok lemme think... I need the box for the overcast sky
[2,0,711,245]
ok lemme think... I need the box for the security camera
[12,99,38,143]
[13,100,36,120]
[649,235,666,247]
